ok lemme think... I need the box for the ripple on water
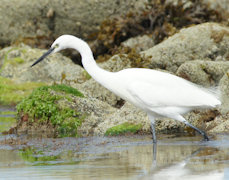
[0,106,16,133]
[0,135,228,179]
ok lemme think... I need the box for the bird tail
[205,86,221,106]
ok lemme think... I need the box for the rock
[75,79,122,107]
[72,96,117,136]
[0,0,146,46]
[219,72,229,115]
[4,22,229,136]
[98,54,132,72]
[155,109,220,135]
[16,84,116,137]
[121,35,155,53]
[134,23,229,135]
[207,115,229,134]
[139,23,229,135]
[94,102,220,136]
[94,102,149,136]
[141,23,229,73]
[177,60,229,87]
[166,0,193,8]
[167,0,229,12]
[0,44,132,107]
[203,0,229,14]
[0,44,85,83]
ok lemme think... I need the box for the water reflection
[0,106,16,133]
[0,135,228,179]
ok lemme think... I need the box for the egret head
[51,35,74,53]
[31,35,73,67]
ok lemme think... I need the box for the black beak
[31,47,55,67]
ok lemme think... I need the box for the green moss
[16,84,85,137]
[105,122,142,136]
[0,76,45,105]
[46,84,84,97]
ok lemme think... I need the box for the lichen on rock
[0,44,85,84]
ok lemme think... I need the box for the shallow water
[0,134,229,180]
[0,106,228,180]
[0,106,16,133]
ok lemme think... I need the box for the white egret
[31,35,221,142]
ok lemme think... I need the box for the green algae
[105,122,142,136]
[44,84,84,97]
[16,84,85,137]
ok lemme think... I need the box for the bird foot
[203,133,210,141]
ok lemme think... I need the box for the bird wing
[127,80,219,108]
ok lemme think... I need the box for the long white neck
[70,37,115,89]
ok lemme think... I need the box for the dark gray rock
[0,0,146,46]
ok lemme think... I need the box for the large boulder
[141,23,229,73]
[177,60,229,87]
[121,35,155,53]
[0,0,146,46]
[219,71,229,115]
[94,102,149,135]
[0,44,85,83]
[203,0,229,14]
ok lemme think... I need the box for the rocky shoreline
[0,0,229,137]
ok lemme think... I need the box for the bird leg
[152,143,157,166]
[148,114,157,163]
[184,121,209,141]
[173,115,209,141]
[148,114,157,143]
[151,122,157,143]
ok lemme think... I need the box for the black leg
[151,122,157,143]
[148,114,157,164]
[153,142,157,165]
[185,122,209,141]
[148,114,157,143]
[173,115,210,141]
